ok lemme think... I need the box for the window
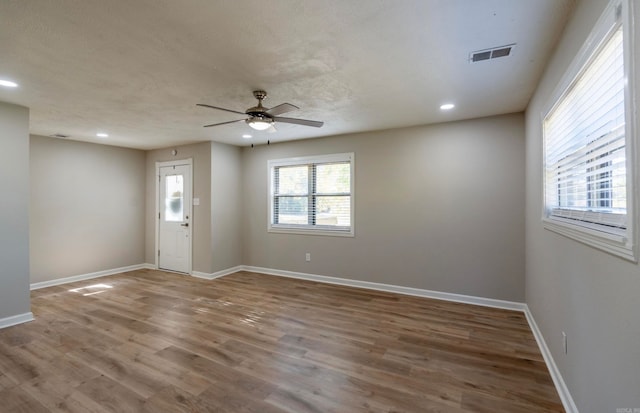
[268,153,354,236]
[542,0,636,260]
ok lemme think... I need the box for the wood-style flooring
[0,269,564,412]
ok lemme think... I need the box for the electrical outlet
[305,253,311,262]
[562,331,567,354]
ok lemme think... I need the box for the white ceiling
[0,0,574,149]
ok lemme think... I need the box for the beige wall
[30,138,232,279]
[242,113,525,301]
[0,102,30,321]
[145,142,212,273]
[30,135,145,283]
[525,0,640,411]
[211,141,243,272]
[26,114,526,300]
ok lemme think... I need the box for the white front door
[158,163,192,273]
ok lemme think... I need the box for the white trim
[267,152,355,237]
[30,264,148,290]
[543,217,636,262]
[240,266,576,412]
[542,0,626,116]
[267,227,355,237]
[622,0,639,266]
[524,305,579,413]
[191,266,244,280]
[541,0,638,262]
[268,152,354,167]
[242,265,525,311]
[0,312,34,329]
[23,262,579,412]
[23,262,578,412]
[142,263,156,270]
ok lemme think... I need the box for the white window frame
[268,153,355,237]
[541,0,637,261]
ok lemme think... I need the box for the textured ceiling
[0,0,574,149]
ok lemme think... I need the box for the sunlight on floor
[68,283,113,296]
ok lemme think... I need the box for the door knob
[180,223,189,227]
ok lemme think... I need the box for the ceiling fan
[197,90,324,132]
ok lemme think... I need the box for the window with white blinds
[268,153,354,236]
[542,0,636,260]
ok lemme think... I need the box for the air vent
[470,44,515,62]
[50,133,69,138]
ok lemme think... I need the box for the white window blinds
[269,153,354,236]
[544,25,627,230]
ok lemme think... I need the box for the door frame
[155,158,193,274]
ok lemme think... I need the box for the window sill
[542,216,636,262]
[268,225,354,238]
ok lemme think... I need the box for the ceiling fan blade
[266,103,299,116]
[197,103,246,115]
[267,124,277,134]
[203,119,247,128]
[274,117,324,128]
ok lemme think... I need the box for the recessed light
[242,134,252,139]
[440,103,455,110]
[0,79,18,88]
[96,132,109,138]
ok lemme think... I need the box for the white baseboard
[524,305,579,413]
[192,265,244,280]
[25,262,576,412]
[240,266,575,413]
[0,312,34,329]
[141,263,156,270]
[242,265,526,311]
[30,264,150,290]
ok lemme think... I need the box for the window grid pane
[274,196,309,225]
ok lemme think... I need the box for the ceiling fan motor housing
[246,90,270,117]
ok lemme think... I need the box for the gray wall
[145,142,212,273]
[525,0,640,411]
[211,141,243,272]
[0,102,31,320]
[242,113,525,301]
[30,135,145,283]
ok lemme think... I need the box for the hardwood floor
[0,269,564,412]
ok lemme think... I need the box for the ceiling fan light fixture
[247,118,273,130]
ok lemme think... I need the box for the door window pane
[165,174,184,222]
